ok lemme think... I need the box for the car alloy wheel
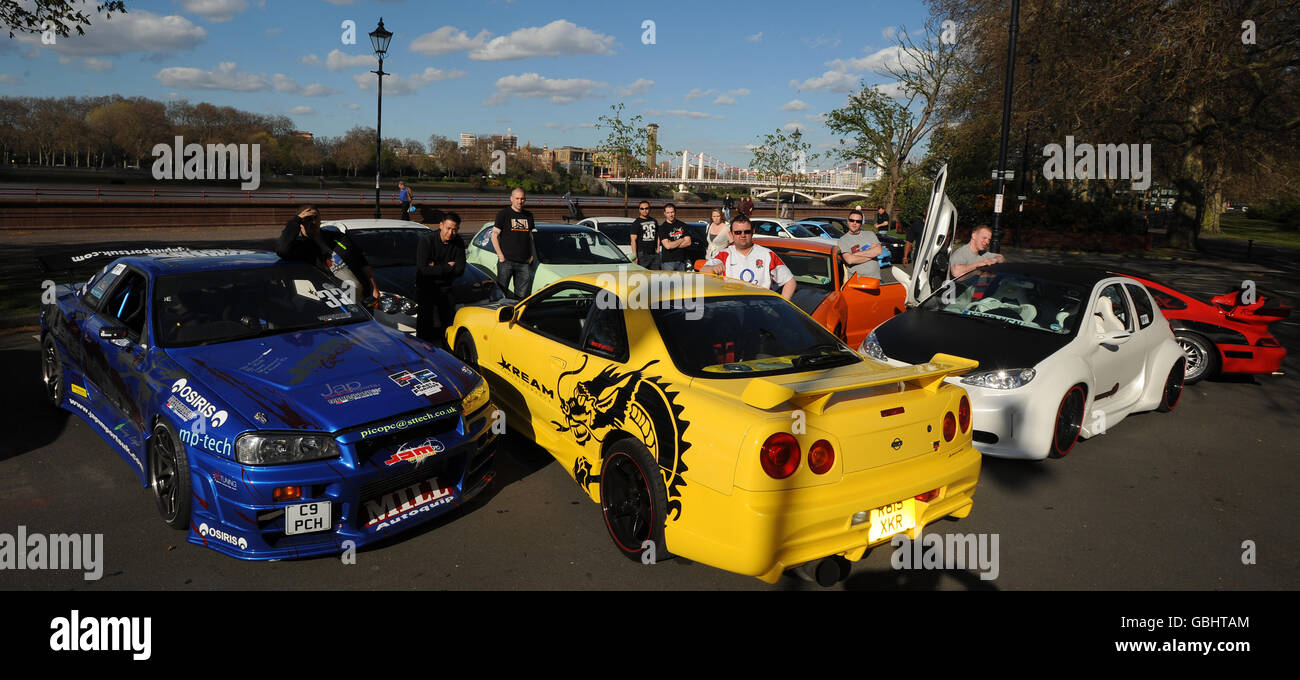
[1050,384,1087,457]
[150,423,193,530]
[599,439,669,562]
[1175,333,1216,384]
[1158,358,1185,412]
[41,335,64,408]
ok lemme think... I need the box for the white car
[576,216,639,258]
[748,217,838,247]
[861,262,1186,459]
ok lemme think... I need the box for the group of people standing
[630,200,694,271]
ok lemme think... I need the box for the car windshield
[340,227,425,267]
[785,223,818,238]
[535,229,629,265]
[919,269,1088,335]
[154,263,370,347]
[653,295,859,378]
[765,246,835,293]
[801,220,845,238]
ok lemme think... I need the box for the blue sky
[0,0,930,167]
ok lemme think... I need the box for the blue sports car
[39,250,497,559]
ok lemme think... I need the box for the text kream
[1042,136,1152,191]
[151,135,261,190]
[595,267,704,321]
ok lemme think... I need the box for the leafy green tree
[595,102,649,216]
[750,127,817,215]
[1,0,126,39]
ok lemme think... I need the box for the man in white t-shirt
[700,215,797,300]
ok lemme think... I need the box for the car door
[81,266,151,438]
[752,219,784,239]
[908,164,957,306]
[1087,281,1147,414]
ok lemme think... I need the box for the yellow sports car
[448,271,982,584]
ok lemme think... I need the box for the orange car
[732,237,907,348]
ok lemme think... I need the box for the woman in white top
[705,208,732,259]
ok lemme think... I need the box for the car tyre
[1049,384,1087,458]
[41,334,64,408]
[1175,332,1217,384]
[1157,358,1185,413]
[454,330,478,368]
[600,438,670,563]
[150,422,193,530]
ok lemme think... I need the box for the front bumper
[669,442,981,583]
[186,402,498,560]
[956,380,1053,460]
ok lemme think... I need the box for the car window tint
[754,221,780,236]
[1125,284,1155,329]
[598,221,633,242]
[583,304,629,361]
[767,247,834,292]
[85,264,123,309]
[517,284,596,348]
[103,270,148,340]
[346,228,425,267]
[472,227,494,250]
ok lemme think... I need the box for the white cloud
[483,72,606,106]
[353,67,467,95]
[804,35,842,49]
[728,88,751,96]
[713,95,735,105]
[470,20,615,60]
[789,70,859,92]
[874,80,909,98]
[178,0,248,22]
[14,9,205,56]
[747,32,763,43]
[781,99,810,111]
[781,121,805,133]
[805,112,828,124]
[615,78,654,96]
[59,55,114,71]
[645,109,723,120]
[287,105,315,115]
[0,74,21,85]
[684,88,715,101]
[271,74,339,96]
[299,54,320,66]
[410,26,491,56]
[827,45,914,74]
[346,103,360,110]
[327,49,376,71]
[882,26,897,40]
[155,62,266,91]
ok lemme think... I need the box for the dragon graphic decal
[552,356,691,520]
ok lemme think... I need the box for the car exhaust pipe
[814,555,851,587]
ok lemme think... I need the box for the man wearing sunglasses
[277,205,380,304]
[630,200,660,269]
[700,215,796,300]
[838,209,883,281]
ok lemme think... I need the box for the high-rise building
[459,133,477,149]
[490,127,518,151]
[646,123,659,170]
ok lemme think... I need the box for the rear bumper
[186,403,498,560]
[671,443,981,583]
[1218,344,1285,376]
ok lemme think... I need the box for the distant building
[550,146,595,176]
[646,123,659,170]
[490,127,518,151]
[459,133,477,149]
[293,130,313,140]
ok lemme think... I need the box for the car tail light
[958,395,971,433]
[808,439,835,475]
[1257,337,1281,347]
[760,433,801,479]
[943,412,956,442]
[273,486,301,502]
[915,488,940,503]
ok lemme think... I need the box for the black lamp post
[1014,52,1040,248]
[989,0,1021,254]
[369,18,393,219]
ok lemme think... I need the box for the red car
[1120,274,1289,383]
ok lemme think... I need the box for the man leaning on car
[416,211,467,349]
[276,205,380,303]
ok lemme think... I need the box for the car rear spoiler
[741,353,979,413]
[1210,289,1292,323]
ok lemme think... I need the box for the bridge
[605,150,879,203]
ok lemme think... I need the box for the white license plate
[285,501,331,535]
[867,498,916,543]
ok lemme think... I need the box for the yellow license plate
[868,498,916,543]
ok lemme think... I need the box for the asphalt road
[1,238,1297,590]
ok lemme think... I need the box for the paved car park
[1,232,1297,590]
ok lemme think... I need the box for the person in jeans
[395,181,414,219]
[490,188,536,298]
[415,211,466,348]
[656,203,692,271]
[630,200,660,269]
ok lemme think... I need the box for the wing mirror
[497,305,516,324]
[846,273,881,291]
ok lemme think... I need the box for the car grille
[358,447,468,506]
[353,410,461,466]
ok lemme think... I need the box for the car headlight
[461,377,489,414]
[235,433,340,465]
[960,368,1036,390]
[859,331,888,361]
[378,292,419,315]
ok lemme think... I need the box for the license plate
[285,501,331,535]
[867,498,916,543]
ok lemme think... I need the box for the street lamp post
[369,18,393,219]
[1014,52,1040,248]
[989,0,1021,254]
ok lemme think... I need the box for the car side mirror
[1098,330,1132,345]
[498,305,515,324]
[846,273,880,291]
[99,326,129,341]
[693,259,707,272]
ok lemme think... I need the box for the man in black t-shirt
[630,200,660,269]
[656,203,692,271]
[277,205,379,303]
[904,209,926,266]
[415,211,467,348]
[874,206,890,234]
[490,188,536,298]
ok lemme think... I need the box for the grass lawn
[1215,214,1300,249]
